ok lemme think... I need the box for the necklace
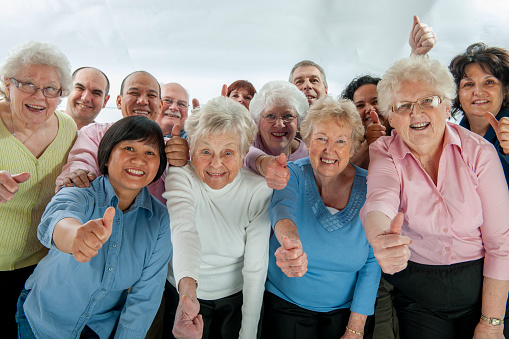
[10,111,42,145]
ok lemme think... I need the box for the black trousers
[0,265,36,339]
[260,291,374,339]
[384,258,509,339]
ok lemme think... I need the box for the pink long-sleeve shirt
[56,122,167,204]
[360,122,509,281]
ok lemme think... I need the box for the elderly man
[155,83,189,138]
[289,60,328,106]
[55,71,188,202]
[65,67,110,130]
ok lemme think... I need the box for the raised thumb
[485,112,499,134]
[11,172,30,184]
[171,124,182,138]
[221,84,228,97]
[102,207,116,235]
[389,212,404,235]
[276,153,288,167]
[282,236,295,250]
[370,110,380,125]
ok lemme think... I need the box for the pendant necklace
[10,111,42,145]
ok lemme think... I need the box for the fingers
[275,237,308,277]
[11,172,30,184]
[66,169,95,188]
[0,171,26,203]
[365,123,386,146]
[71,213,115,262]
[165,137,190,167]
[497,117,509,154]
[265,155,290,190]
[173,295,203,339]
[221,84,228,97]
[410,15,437,55]
[192,98,200,110]
[372,234,412,274]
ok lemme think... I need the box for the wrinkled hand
[409,15,437,55]
[58,169,97,192]
[71,207,115,262]
[275,237,308,277]
[192,98,200,110]
[371,213,412,274]
[486,112,509,155]
[166,125,189,167]
[0,171,30,203]
[173,295,203,339]
[473,321,504,339]
[265,154,290,190]
[366,110,386,146]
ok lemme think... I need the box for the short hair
[185,96,257,156]
[377,55,457,119]
[72,66,110,97]
[249,80,309,127]
[449,42,509,116]
[98,116,167,183]
[341,75,381,101]
[119,71,161,98]
[0,41,72,100]
[300,96,365,155]
[227,80,257,97]
[289,60,328,89]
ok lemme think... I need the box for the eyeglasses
[392,95,442,115]
[10,78,62,98]
[162,98,189,109]
[261,113,297,124]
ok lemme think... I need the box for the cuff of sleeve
[483,254,509,280]
[41,212,85,251]
[360,201,398,224]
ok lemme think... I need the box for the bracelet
[345,326,364,336]
[480,314,504,326]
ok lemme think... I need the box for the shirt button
[108,267,113,271]
[443,228,448,233]
[112,243,117,248]
[116,220,120,223]
[445,247,450,252]
[93,299,97,302]
[85,314,90,318]
[102,289,106,292]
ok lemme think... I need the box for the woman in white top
[163,96,273,339]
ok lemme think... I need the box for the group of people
[1,14,508,339]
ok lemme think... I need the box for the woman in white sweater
[163,96,273,339]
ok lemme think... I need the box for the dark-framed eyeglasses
[10,78,62,98]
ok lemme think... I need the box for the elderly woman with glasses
[262,96,380,339]
[163,96,273,339]
[0,41,76,337]
[244,80,309,189]
[361,55,509,338]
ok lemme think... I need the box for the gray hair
[300,96,365,155]
[185,96,257,156]
[377,55,457,118]
[249,80,309,127]
[289,60,328,89]
[0,41,72,100]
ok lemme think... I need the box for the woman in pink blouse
[361,55,509,339]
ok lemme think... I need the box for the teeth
[272,132,287,137]
[163,110,181,118]
[473,100,488,104]
[207,172,224,177]
[78,103,91,108]
[126,168,144,175]
[410,122,430,129]
[134,110,149,115]
[26,104,44,110]
[321,158,336,164]
[306,96,314,99]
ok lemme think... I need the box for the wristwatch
[480,314,504,326]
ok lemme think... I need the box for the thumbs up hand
[275,236,308,277]
[409,15,437,56]
[165,125,190,167]
[485,112,509,155]
[71,207,116,262]
[0,171,30,203]
[265,153,291,190]
[366,110,386,146]
[372,212,412,274]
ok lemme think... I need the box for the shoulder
[452,123,495,152]
[352,163,368,179]
[55,110,77,139]
[241,167,271,190]
[79,121,115,139]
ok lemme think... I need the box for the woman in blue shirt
[16,116,172,339]
[262,96,381,339]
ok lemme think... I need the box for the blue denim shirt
[24,175,172,339]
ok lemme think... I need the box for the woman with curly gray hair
[0,40,76,337]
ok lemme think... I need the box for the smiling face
[116,72,161,120]
[156,83,189,135]
[5,64,61,125]
[259,104,298,156]
[388,80,450,156]
[228,88,253,109]
[106,139,160,204]
[66,68,109,128]
[291,65,328,106]
[353,84,380,128]
[307,120,354,182]
[191,132,244,190]
[458,63,505,118]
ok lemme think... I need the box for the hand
[366,110,386,146]
[57,169,97,192]
[221,84,228,97]
[473,321,504,339]
[0,171,30,203]
[409,15,437,55]
[275,237,308,277]
[166,125,189,167]
[70,207,115,262]
[191,98,200,110]
[173,294,203,339]
[486,112,509,155]
[265,154,291,190]
[371,212,412,274]
[340,330,362,339]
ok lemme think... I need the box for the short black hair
[98,116,167,183]
[119,70,161,98]
[341,75,381,101]
[72,66,110,97]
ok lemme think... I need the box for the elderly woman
[361,55,509,338]
[449,42,509,185]
[226,79,256,109]
[245,80,309,189]
[0,41,76,336]
[262,96,381,339]
[16,116,171,338]
[163,96,273,339]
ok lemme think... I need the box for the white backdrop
[1,0,508,122]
